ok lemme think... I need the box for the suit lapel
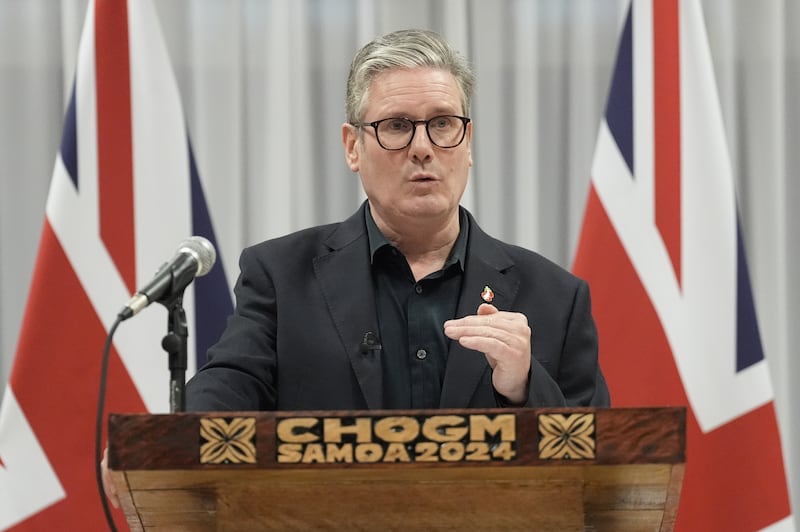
[313,205,383,409]
[440,217,520,408]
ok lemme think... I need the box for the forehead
[365,67,463,117]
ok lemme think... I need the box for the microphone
[118,236,216,321]
[360,331,382,354]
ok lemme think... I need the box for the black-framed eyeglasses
[351,115,471,150]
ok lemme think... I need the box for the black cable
[95,316,122,532]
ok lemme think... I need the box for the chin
[401,197,454,218]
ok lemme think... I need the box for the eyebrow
[378,108,462,120]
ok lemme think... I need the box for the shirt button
[416,349,427,360]
[415,284,423,294]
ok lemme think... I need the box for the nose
[408,122,434,163]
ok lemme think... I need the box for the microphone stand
[161,290,188,413]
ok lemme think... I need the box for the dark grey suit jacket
[186,203,609,411]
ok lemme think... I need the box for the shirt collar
[365,204,469,270]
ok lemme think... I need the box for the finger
[101,447,120,509]
[446,319,529,344]
[444,304,497,329]
[456,333,508,355]
[476,303,498,315]
[451,309,527,327]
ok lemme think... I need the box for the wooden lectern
[107,407,685,531]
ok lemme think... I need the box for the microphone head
[178,236,217,277]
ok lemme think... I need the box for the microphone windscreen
[178,236,216,277]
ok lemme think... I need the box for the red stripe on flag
[574,188,791,529]
[95,0,136,294]
[9,221,145,530]
[682,403,791,531]
[653,0,682,285]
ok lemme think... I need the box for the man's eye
[431,116,452,129]
[385,119,411,131]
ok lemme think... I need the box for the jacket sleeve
[186,246,279,411]
[522,279,610,408]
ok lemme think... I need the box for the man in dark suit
[103,27,608,508]
[185,28,609,412]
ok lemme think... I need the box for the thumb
[477,303,498,315]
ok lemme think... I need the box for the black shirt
[365,206,469,409]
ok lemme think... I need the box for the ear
[342,123,360,172]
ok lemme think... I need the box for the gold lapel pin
[481,285,494,303]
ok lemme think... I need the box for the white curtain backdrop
[1,0,797,517]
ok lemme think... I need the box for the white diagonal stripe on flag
[0,388,65,529]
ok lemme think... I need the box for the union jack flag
[573,0,793,529]
[0,0,232,529]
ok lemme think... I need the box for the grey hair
[345,29,475,124]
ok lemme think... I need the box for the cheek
[452,154,472,180]
[361,150,400,181]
